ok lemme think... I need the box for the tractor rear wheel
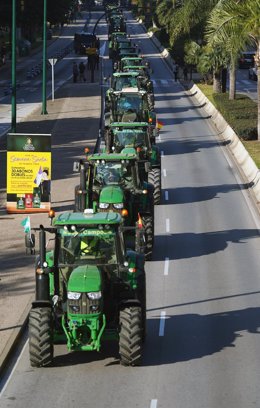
[148,168,161,205]
[142,215,154,260]
[29,307,53,367]
[119,306,143,366]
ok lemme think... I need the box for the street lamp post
[11,0,16,132]
[42,0,48,114]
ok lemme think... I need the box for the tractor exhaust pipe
[79,161,86,211]
[36,227,49,301]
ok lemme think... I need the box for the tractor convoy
[26,1,161,368]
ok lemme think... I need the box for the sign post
[6,133,51,213]
[48,58,57,101]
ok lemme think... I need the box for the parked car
[249,66,257,81]
[238,51,255,69]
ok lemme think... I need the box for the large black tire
[142,215,154,261]
[148,168,161,205]
[119,306,143,366]
[29,308,53,367]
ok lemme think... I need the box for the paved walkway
[0,76,101,374]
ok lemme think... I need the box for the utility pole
[11,0,16,132]
[42,0,48,114]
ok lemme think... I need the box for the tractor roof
[87,152,137,161]
[113,71,140,77]
[121,57,143,61]
[54,211,121,226]
[110,122,149,129]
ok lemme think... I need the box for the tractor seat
[121,110,137,122]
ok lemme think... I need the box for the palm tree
[205,0,260,139]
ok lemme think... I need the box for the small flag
[21,216,31,233]
[137,213,143,229]
[156,120,164,129]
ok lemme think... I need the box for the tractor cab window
[59,231,117,265]
[94,161,132,186]
[117,95,142,114]
[114,130,145,148]
[113,76,138,91]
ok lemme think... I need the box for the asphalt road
[1,11,260,408]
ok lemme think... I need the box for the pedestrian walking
[95,53,99,70]
[79,61,86,82]
[173,63,179,82]
[72,62,79,83]
[183,65,188,81]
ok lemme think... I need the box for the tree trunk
[229,61,236,100]
[213,69,221,93]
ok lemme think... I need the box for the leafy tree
[204,0,260,138]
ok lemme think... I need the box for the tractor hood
[100,185,124,204]
[68,265,102,293]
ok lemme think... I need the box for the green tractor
[74,151,154,259]
[26,211,146,367]
[104,89,157,142]
[104,122,161,204]
[105,71,154,109]
[117,56,152,77]
[108,32,128,59]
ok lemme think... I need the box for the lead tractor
[26,211,146,367]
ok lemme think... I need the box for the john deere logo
[23,138,35,151]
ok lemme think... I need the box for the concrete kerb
[139,22,260,204]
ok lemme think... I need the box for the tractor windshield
[112,76,138,91]
[94,161,133,186]
[114,130,146,148]
[117,95,143,114]
[58,231,117,266]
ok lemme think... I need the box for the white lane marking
[166,218,170,232]
[165,190,169,201]
[0,339,28,398]
[159,311,166,336]
[163,169,167,177]
[164,257,169,276]
[150,400,158,408]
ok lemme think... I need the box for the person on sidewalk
[183,65,188,81]
[173,64,179,82]
[79,61,86,82]
[73,62,79,83]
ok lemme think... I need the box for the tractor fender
[120,299,141,309]
[31,300,52,309]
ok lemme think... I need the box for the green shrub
[212,93,257,140]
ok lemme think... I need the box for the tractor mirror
[25,233,35,255]
[144,161,151,172]
[73,161,80,172]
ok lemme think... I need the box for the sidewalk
[0,76,101,374]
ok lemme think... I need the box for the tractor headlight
[87,291,102,300]
[99,203,109,209]
[113,203,123,209]
[68,292,82,300]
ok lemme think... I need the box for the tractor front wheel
[29,307,53,367]
[148,168,161,205]
[119,306,143,366]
